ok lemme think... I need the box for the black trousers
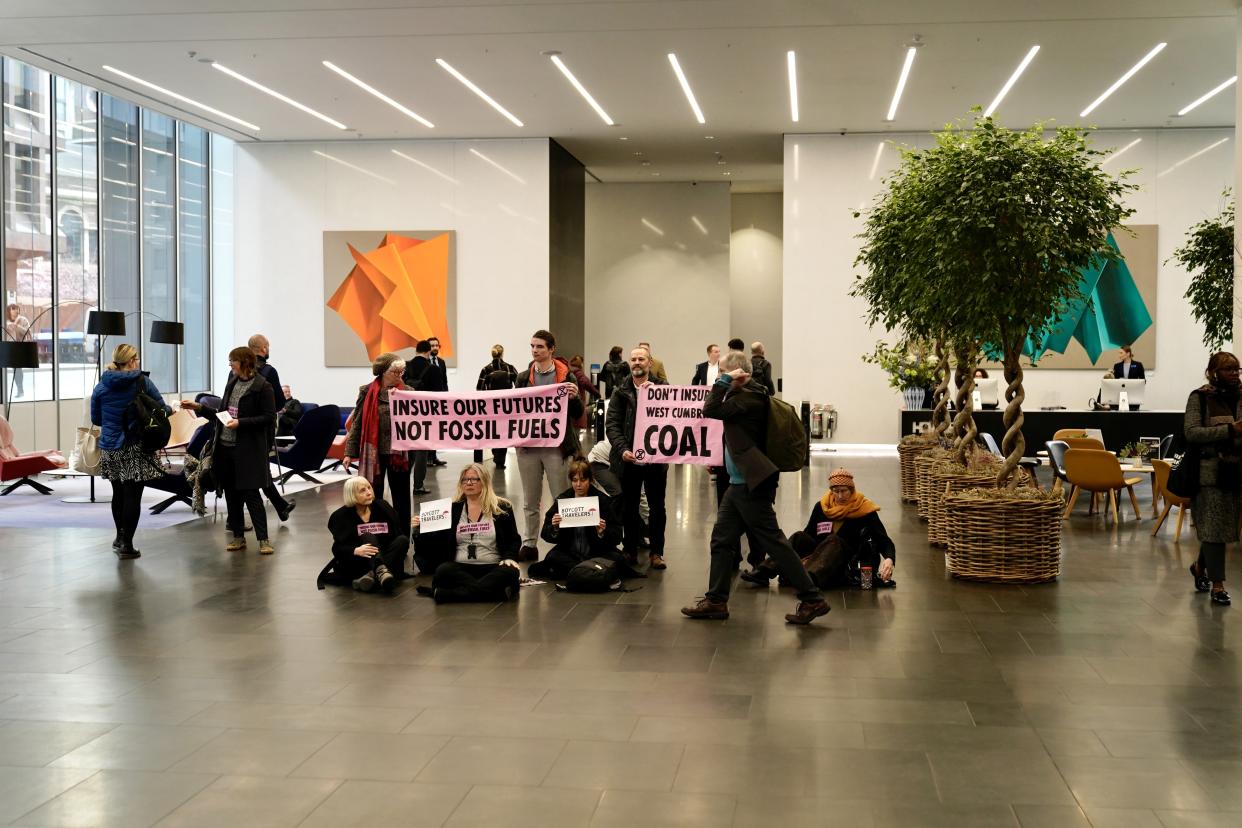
[262,483,289,513]
[338,535,409,581]
[431,561,520,603]
[215,445,269,541]
[716,470,763,566]
[108,480,145,546]
[707,484,820,603]
[1199,541,1227,583]
[372,453,412,532]
[622,463,667,555]
[472,448,508,468]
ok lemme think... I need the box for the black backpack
[125,381,171,453]
[486,365,514,390]
[564,557,622,593]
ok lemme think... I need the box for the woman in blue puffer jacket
[90,343,171,560]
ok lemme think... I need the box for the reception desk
[899,409,1185,452]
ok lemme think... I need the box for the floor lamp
[0,339,39,421]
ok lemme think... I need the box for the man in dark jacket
[605,346,670,570]
[598,346,627,399]
[682,350,830,625]
[246,333,294,521]
[400,340,434,492]
[424,337,450,466]
[691,343,721,386]
[749,341,776,395]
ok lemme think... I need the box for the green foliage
[861,339,939,389]
[1171,191,1234,351]
[1117,441,1152,460]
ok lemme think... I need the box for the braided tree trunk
[949,344,978,465]
[998,341,1025,489]
[931,336,951,442]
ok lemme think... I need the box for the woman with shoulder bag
[181,346,277,555]
[90,343,172,559]
[1185,352,1242,605]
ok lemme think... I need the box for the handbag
[1167,390,1207,500]
[74,425,103,475]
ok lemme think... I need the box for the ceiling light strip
[102,65,260,131]
[322,61,434,128]
[1101,137,1142,165]
[549,55,614,126]
[1157,137,1230,178]
[1079,42,1167,118]
[1178,76,1238,116]
[787,51,799,123]
[641,218,665,236]
[668,53,706,124]
[983,45,1040,117]
[312,150,394,183]
[213,63,346,129]
[391,150,459,184]
[886,47,917,122]
[468,147,526,184]
[691,215,708,234]
[436,58,524,127]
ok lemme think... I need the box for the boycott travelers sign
[389,384,571,450]
[631,384,724,466]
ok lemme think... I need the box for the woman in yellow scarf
[741,468,896,588]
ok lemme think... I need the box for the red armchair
[0,413,67,495]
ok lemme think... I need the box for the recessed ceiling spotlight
[641,160,652,166]
[548,53,615,125]
[1177,76,1238,116]
[212,62,346,129]
[885,45,919,122]
[102,65,261,131]
[722,171,732,175]
[634,151,644,156]
[983,45,1040,117]
[436,58,524,127]
[704,135,715,140]
[619,136,629,141]
[322,60,434,128]
[668,53,706,124]
[651,171,661,176]
[1080,42,1166,117]
[787,50,799,123]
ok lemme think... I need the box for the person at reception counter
[1113,345,1146,380]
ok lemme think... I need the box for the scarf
[818,490,880,521]
[358,378,408,484]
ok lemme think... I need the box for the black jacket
[691,361,717,386]
[540,485,622,550]
[403,355,431,390]
[605,374,669,469]
[476,358,518,391]
[515,358,584,457]
[704,377,777,493]
[423,356,449,392]
[597,359,628,399]
[801,503,895,567]
[200,374,276,491]
[256,357,287,410]
[412,500,521,570]
[328,500,405,577]
[1112,361,1146,381]
[750,356,776,395]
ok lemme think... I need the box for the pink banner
[389,384,571,450]
[631,384,724,466]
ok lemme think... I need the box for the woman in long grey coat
[1185,352,1242,605]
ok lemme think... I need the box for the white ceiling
[1,0,1237,188]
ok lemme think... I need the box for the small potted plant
[862,340,938,410]
[1117,441,1152,468]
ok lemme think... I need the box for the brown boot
[785,600,831,625]
[649,554,667,570]
[681,597,729,620]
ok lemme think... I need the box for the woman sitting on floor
[413,463,521,603]
[326,476,408,594]
[742,467,895,589]
[529,456,632,580]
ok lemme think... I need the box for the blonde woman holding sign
[413,463,521,603]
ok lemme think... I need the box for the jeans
[621,463,667,555]
[706,484,821,603]
[516,447,569,546]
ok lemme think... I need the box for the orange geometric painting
[326,232,454,360]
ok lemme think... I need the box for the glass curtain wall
[210,133,233,392]
[2,57,53,402]
[140,109,176,391]
[99,94,139,355]
[178,123,207,391]
[53,76,99,400]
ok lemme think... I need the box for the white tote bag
[74,425,103,475]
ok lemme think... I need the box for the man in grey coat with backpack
[681,350,831,625]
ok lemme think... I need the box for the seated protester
[413,463,522,603]
[529,457,632,580]
[326,476,408,594]
[742,468,895,589]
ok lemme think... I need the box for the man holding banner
[606,346,670,570]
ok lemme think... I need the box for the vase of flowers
[863,340,938,409]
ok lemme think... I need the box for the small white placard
[558,496,600,529]
[1118,390,1129,410]
[418,498,453,533]
[215,411,234,426]
[971,390,982,409]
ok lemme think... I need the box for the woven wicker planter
[913,452,946,521]
[927,464,997,547]
[897,438,937,504]
[944,489,1064,583]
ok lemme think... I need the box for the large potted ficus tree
[855,113,1136,580]
[1171,189,1234,351]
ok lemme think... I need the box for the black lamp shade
[0,340,39,369]
[150,321,184,345]
[87,310,126,336]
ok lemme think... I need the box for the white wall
[730,192,783,383]
[585,182,730,383]
[230,139,551,405]
[785,129,1233,443]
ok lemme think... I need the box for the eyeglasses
[461,477,482,483]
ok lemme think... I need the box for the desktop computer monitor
[1100,378,1145,408]
[973,378,1000,407]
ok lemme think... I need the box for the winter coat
[604,373,670,470]
[750,356,776,395]
[199,374,276,491]
[597,359,628,399]
[476,359,518,391]
[515,357,584,457]
[412,500,521,571]
[90,370,170,451]
[704,377,777,493]
[1186,388,1242,543]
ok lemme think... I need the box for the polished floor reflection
[0,451,1239,827]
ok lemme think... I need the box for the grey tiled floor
[0,451,1240,827]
